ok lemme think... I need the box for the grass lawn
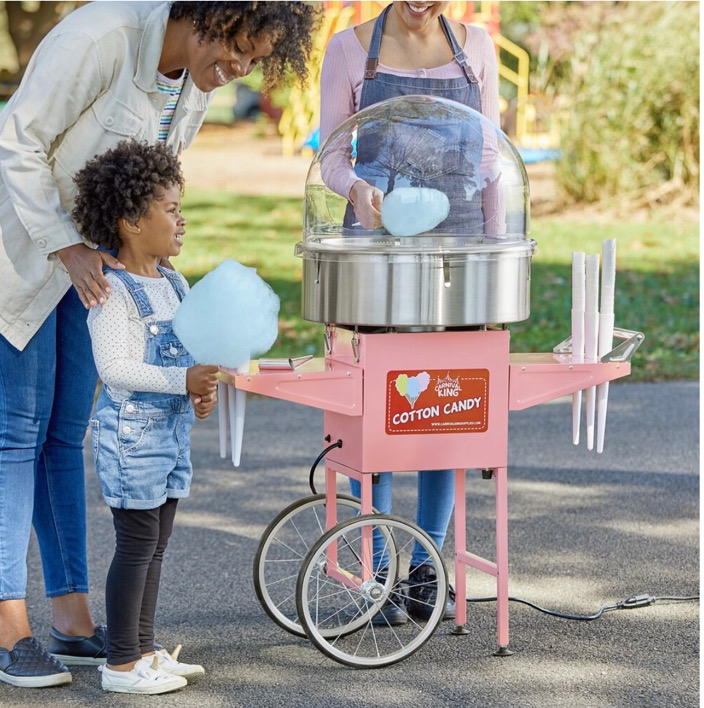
[179,188,699,382]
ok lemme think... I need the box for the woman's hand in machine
[349,180,384,230]
[56,243,125,309]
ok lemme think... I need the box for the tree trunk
[4,2,74,78]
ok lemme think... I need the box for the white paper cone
[596,239,617,453]
[571,310,585,445]
[596,312,614,453]
[217,381,228,459]
[231,361,250,467]
[584,254,600,451]
[596,381,610,454]
[227,383,237,466]
[571,253,586,446]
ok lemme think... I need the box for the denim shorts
[91,392,195,510]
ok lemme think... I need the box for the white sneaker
[154,646,205,681]
[100,656,187,694]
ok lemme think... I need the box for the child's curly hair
[72,140,184,250]
[169,1,322,89]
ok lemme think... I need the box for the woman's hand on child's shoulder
[56,243,125,309]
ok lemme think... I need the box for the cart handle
[553,327,645,363]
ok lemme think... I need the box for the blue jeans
[91,392,194,510]
[350,469,454,568]
[0,288,97,599]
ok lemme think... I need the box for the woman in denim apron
[320,1,501,625]
[344,5,484,236]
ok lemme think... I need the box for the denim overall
[91,266,195,510]
[344,4,484,237]
[349,8,485,567]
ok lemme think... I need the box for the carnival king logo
[435,372,461,398]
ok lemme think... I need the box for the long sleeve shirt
[87,270,189,399]
[320,23,501,202]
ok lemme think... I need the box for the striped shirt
[156,70,186,142]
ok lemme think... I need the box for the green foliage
[178,189,698,381]
[555,2,700,206]
[512,219,700,381]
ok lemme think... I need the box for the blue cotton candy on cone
[172,259,280,368]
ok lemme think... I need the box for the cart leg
[325,462,338,532]
[494,466,513,656]
[452,468,470,635]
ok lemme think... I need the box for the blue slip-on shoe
[0,637,72,688]
[48,624,107,666]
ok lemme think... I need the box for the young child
[72,141,220,695]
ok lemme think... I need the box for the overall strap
[156,265,187,302]
[103,266,154,318]
[439,14,478,84]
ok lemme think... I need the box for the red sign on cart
[385,369,489,435]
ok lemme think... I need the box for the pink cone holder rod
[221,324,636,654]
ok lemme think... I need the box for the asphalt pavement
[6,380,699,708]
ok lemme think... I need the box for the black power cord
[308,439,343,495]
[464,593,700,621]
[304,449,699,621]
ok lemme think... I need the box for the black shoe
[48,624,107,666]
[407,564,456,621]
[0,637,72,688]
[371,574,408,627]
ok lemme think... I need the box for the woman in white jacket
[0,1,319,689]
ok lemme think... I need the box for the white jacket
[0,1,211,350]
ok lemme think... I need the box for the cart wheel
[253,494,371,637]
[296,514,447,668]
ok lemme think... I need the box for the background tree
[1,2,84,80]
[503,1,699,209]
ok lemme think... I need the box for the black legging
[106,498,178,665]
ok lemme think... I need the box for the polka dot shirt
[87,270,190,399]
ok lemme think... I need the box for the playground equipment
[221,97,642,667]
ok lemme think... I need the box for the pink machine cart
[220,97,643,668]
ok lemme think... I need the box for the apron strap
[364,6,478,84]
[364,4,389,79]
[439,15,478,84]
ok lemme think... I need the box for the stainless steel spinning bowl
[296,238,537,328]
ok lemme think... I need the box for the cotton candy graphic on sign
[172,259,280,368]
[394,371,430,408]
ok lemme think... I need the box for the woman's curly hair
[72,140,184,250]
[169,1,322,89]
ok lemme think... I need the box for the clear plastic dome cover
[301,95,529,253]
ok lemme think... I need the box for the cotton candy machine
[217,95,644,670]
[296,95,535,328]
